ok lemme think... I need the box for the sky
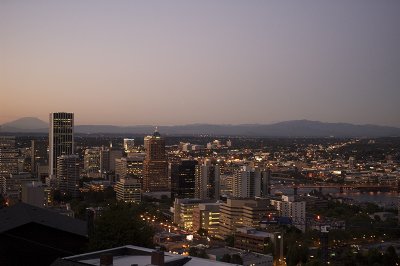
[1,1,399,127]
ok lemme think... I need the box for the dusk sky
[1,1,399,127]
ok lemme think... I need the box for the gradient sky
[1,1,399,126]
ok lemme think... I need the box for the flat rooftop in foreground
[53,245,238,266]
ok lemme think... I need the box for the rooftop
[0,203,87,237]
[53,245,238,266]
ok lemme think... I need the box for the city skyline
[1,1,400,127]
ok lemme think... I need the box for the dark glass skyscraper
[48,112,74,185]
[171,159,198,199]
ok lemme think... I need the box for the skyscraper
[0,136,18,178]
[195,161,220,200]
[48,112,74,184]
[143,129,168,192]
[57,155,80,198]
[171,159,198,199]
[232,166,271,198]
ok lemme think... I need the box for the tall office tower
[0,136,18,178]
[84,148,101,178]
[49,112,74,183]
[143,129,168,192]
[115,178,141,203]
[56,155,80,198]
[171,160,198,199]
[195,161,220,200]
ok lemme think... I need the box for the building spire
[153,126,161,137]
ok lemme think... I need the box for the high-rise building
[84,148,101,178]
[49,112,74,183]
[195,161,220,200]
[115,178,141,203]
[56,155,80,198]
[143,129,168,192]
[232,166,270,198]
[171,160,198,199]
[99,147,123,179]
[0,136,18,178]
[123,138,135,153]
[115,155,145,181]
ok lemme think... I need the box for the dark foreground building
[0,203,87,266]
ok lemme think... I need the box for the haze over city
[1,0,400,127]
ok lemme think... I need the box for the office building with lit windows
[192,202,220,237]
[56,155,80,198]
[0,136,18,179]
[49,112,74,185]
[115,178,141,203]
[143,129,168,192]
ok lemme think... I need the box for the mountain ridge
[1,117,400,137]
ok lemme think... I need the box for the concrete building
[192,202,220,237]
[234,227,274,254]
[207,247,273,266]
[49,112,74,185]
[232,167,271,198]
[21,181,45,208]
[99,147,123,178]
[172,198,215,230]
[195,162,220,200]
[143,129,169,192]
[56,155,80,198]
[219,198,272,239]
[270,195,306,232]
[3,173,39,204]
[52,245,238,266]
[115,155,144,181]
[115,178,141,203]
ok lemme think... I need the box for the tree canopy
[88,203,154,251]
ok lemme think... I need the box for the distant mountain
[1,118,400,137]
[1,117,48,132]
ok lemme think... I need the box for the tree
[367,248,383,266]
[286,244,309,266]
[383,246,399,266]
[225,234,234,247]
[0,194,6,208]
[220,254,231,263]
[231,254,243,264]
[88,203,154,251]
